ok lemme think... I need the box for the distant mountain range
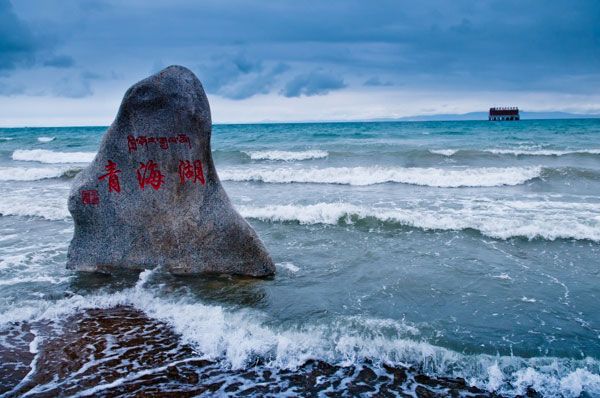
[233,111,600,125]
[376,111,600,122]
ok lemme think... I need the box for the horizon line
[1,112,599,129]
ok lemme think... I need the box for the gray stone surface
[67,65,275,276]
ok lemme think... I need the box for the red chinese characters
[127,134,191,152]
[136,160,165,190]
[98,160,122,193]
[81,190,99,205]
[96,157,206,193]
[178,160,205,185]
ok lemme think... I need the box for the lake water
[1,119,599,397]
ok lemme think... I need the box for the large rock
[67,65,275,276]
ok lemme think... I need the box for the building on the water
[488,107,520,121]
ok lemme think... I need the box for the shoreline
[1,305,505,397]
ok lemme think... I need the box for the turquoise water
[1,119,600,396]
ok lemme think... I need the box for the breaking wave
[0,201,69,221]
[1,275,599,397]
[429,148,600,157]
[220,166,542,187]
[2,186,599,241]
[0,166,81,181]
[4,188,599,242]
[12,149,96,164]
[37,136,56,143]
[0,188,71,220]
[238,201,600,241]
[429,149,458,156]
[244,150,329,161]
[487,148,600,156]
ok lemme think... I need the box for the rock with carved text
[67,65,275,276]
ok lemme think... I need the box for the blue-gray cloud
[51,71,102,98]
[219,63,290,100]
[4,0,600,98]
[196,53,263,94]
[195,54,289,100]
[0,80,24,95]
[282,71,346,97]
[364,77,393,87]
[43,54,75,68]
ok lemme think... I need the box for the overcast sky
[0,0,599,126]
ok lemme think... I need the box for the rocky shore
[0,306,542,397]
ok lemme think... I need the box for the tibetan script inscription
[128,134,191,152]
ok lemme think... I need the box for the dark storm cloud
[282,71,346,97]
[0,0,36,71]
[5,0,600,97]
[0,0,76,78]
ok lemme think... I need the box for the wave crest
[429,148,600,157]
[238,201,600,241]
[12,149,95,164]
[0,166,82,181]
[221,166,542,187]
[429,149,458,156]
[488,148,600,156]
[244,150,329,161]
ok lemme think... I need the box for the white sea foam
[492,273,512,281]
[1,277,598,397]
[0,166,80,181]
[221,166,542,187]
[12,149,96,164]
[429,149,458,156]
[0,187,71,220]
[276,262,300,273]
[0,241,66,270]
[0,276,71,286]
[37,136,56,143]
[521,296,537,303]
[237,200,600,241]
[4,329,42,397]
[0,200,69,220]
[244,150,329,161]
